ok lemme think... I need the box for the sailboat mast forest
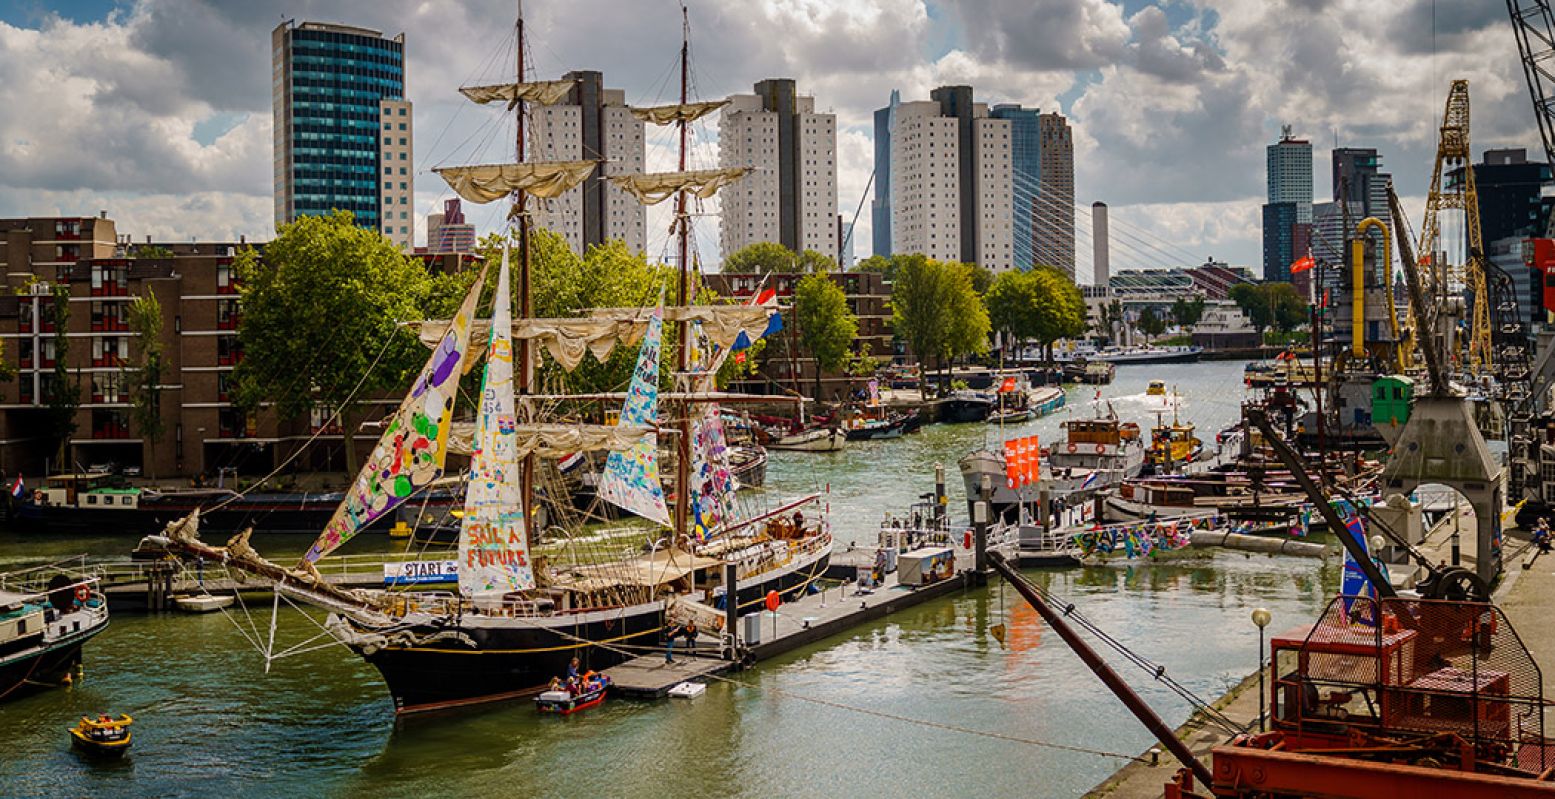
[165,3,834,715]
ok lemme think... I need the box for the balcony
[91,423,132,440]
[89,283,129,298]
[91,355,126,369]
[217,314,242,331]
[90,320,130,333]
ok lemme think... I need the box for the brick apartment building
[0,215,409,480]
[702,270,893,401]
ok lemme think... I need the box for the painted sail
[459,246,534,595]
[688,406,736,542]
[435,161,597,203]
[597,297,671,526]
[607,168,749,206]
[629,100,728,125]
[460,80,575,107]
[302,261,490,564]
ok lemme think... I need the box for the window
[398,122,406,130]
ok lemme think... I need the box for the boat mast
[673,5,693,541]
[516,0,538,547]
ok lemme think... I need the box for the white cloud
[0,0,1542,276]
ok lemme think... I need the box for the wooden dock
[604,652,731,698]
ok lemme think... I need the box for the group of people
[550,657,607,696]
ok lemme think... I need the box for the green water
[0,362,1340,798]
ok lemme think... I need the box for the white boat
[767,427,847,452]
[173,593,234,613]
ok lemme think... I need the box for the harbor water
[0,361,1339,798]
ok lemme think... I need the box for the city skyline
[0,1,1539,281]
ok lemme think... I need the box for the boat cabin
[1371,374,1413,428]
[0,591,45,655]
[38,474,140,510]
[1117,481,1197,510]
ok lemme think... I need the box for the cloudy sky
[0,0,1536,282]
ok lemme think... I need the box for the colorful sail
[302,261,489,565]
[597,297,671,526]
[459,247,534,595]
[688,406,736,542]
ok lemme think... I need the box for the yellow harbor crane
[1416,79,1492,372]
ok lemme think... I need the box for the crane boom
[1509,0,1555,237]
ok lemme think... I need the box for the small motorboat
[70,714,132,758]
[536,673,611,715]
[1146,379,1167,396]
[173,593,234,613]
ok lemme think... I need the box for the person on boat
[567,656,581,680]
[792,509,806,532]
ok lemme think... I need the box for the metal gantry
[1418,80,1493,373]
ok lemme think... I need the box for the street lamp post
[1252,607,1272,732]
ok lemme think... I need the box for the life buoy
[1067,442,1078,454]
[1095,443,1106,455]
[74,585,90,603]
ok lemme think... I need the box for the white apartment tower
[719,78,838,259]
[530,70,646,255]
[889,86,1013,271]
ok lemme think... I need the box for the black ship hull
[941,399,993,424]
[352,547,831,713]
[0,626,103,703]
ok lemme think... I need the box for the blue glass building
[272,21,413,248]
[990,104,1042,270]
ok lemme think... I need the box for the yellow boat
[1146,379,1167,396]
[69,713,132,758]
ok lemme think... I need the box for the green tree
[850,254,895,280]
[793,272,858,401]
[722,242,836,274]
[986,268,1087,363]
[124,293,165,478]
[44,285,78,469]
[967,264,995,295]
[128,244,175,259]
[1170,296,1206,331]
[1096,298,1124,345]
[1137,307,1167,339]
[1229,283,1305,337]
[232,211,433,476]
[891,256,989,396]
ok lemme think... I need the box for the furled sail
[629,100,728,125]
[459,246,533,596]
[446,421,651,458]
[460,80,575,108]
[411,304,773,371]
[302,261,490,565]
[435,161,597,204]
[607,168,749,206]
[688,406,736,542]
[596,297,671,526]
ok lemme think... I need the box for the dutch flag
[10,474,24,499]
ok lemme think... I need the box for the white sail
[460,80,575,107]
[607,168,749,206]
[459,246,534,596]
[629,100,728,125]
[303,261,489,565]
[435,161,598,204]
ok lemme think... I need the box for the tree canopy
[1137,307,1167,338]
[985,267,1087,360]
[890,255,990,396]
[124,293,165,478]
[793,272,858,401]
[1230,282,1306,335]
[232,211,434,475]
[722,242,836,274]
[44,285,77,467]
[1170,296,1206,330]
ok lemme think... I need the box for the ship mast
[516,1,538,550]
[672,6,693,541]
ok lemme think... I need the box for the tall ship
[0,561,109,703]
[167,7,831,714]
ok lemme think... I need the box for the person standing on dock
[664,621,697,664]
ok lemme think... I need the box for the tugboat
[0,562,109,704]
[1146,379,1167,397]
[69,714,133,758]
[1143,404,1202,474]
